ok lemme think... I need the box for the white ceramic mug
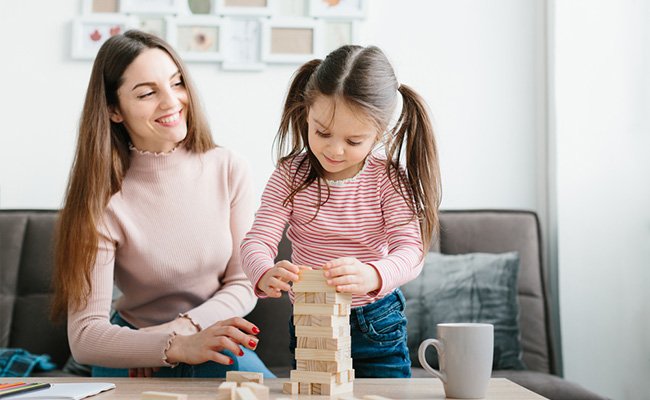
[418,323,494,399]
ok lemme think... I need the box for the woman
[51,30,272,378]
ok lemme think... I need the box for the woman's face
[109,48,188,153]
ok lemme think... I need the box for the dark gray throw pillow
[402,251,526,371]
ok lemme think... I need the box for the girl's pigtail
[390,84,442,253]
[275,59,322,164]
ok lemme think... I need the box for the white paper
[5,383,116,400]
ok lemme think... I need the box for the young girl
[240,45,441,378]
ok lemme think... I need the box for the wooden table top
[11,377,548,399]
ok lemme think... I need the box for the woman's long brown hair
[51,30,215,321]
[275,45,442,254]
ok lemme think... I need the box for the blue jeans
[289,288,411,378]
[92,313,275,378]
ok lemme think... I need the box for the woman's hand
[258,261,311,298]
[322,257,381,294]
[129,316,201,377]
[164,317,260,366]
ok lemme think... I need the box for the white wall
[553,1,650,399]
[0,0,544,213]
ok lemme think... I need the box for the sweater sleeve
[67,209,177,368]
[240,164,293,297]
[368,169,424,296]
[183,153,257,329]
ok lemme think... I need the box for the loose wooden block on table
[312,381,355,395]
[362,395,394,400]
[217,382,237,400]
[234,387,257,400]
[282,381,299,395]
[141,391,187,400]
[241,382,269,400]
[225,371,263,385]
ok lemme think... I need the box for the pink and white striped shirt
[241,152,424,308]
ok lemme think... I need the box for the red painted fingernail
[229,359,234,365]
[239,350,244,356]
[249,340,257,348]
[252,327,260,334]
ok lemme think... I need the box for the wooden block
[241,382,269,400]
[299,382,312,394]
[282,381,299,395]
[324,292,352,304]
[336,369,354,384]
[292,280,336,292]
[295,324,350,339]
[296,357,353,373]
[295,348,351,362]
[141,392,187,400]
[293,303,340,316]
[226,371,263,384]
[297,336,351,350]
[291,370,338,384]
[294,315,349,327]
[337,396,362,400]
[317,381,354,395]
[363,396,394,400]
[234,387,257,400]
[217,382,237,400]
[298,270,327,280]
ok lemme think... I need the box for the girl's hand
[322,257,381,294]
[258,261,311,298]
[165,317,260,366]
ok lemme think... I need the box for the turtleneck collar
[128,143,188,173]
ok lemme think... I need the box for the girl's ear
[109,106,124,123]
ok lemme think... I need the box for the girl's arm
[365,169,425,295]
[240,164,294,297]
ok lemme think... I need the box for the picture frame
[222,18,265,71]
[135,15,167,38]
[261,17,323,63]
[307,0,367,19]
[165,15,225,61]
[71,14,138,59]
[82,0,121,14]
[214,0,276,17]
[120,0,180,14]
[323,19,359,53]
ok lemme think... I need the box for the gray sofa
[0,209,607,399]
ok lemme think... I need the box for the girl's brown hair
[51,30,215,320]
[275,45,441,253]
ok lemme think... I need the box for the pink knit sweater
[67,145,256,368]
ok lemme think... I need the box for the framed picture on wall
[71,15,138,59]
[214,0,276,16]
[222,18,265,71]
[166,16,225,61]
[323,19,359,53]
[136,15,167,37]
[261,18,323,63]
[82,0,121,14]
[308,0,367,19]
[120,0,180,14]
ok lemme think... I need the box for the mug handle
[418,338,446,383]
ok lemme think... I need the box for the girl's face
[109,48,188,153]
[307,96,379,181]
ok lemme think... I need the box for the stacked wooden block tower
[283,269,355,396]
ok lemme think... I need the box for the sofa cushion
[402,251,525,371]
